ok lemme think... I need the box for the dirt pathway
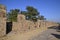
[30,29,60,40]
[0,27,47,40]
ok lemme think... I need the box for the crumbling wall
[12,14,59,33]
[0,4,6,37]
[0,18,6,37]
[12,20,35,33]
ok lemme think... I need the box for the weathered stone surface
[0,4,6,37]
[0,18,6,37]
[12,14,59,33]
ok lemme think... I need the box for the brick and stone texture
[0,4,6,37]
[0,14,58,37]
[0,5,59,38]
[0,18,6,37]
[12,14,59,33]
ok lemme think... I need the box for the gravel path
[30,29,60,40]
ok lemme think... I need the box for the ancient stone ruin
[0,4,59,37]
[0,4,6,37]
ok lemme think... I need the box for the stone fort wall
[0,18,6,37]
[0,4,6,37]
[0,14,59,37]
[12,14,59,33]
[0,4,59,37]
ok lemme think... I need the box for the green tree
[38,15,46,20]
[26,6,39,21]
[21,11,27,16]
[7,9,20,22]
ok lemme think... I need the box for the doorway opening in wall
[6,22,12,34]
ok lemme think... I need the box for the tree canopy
[7,6,46,22]
[7,9,20,22]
